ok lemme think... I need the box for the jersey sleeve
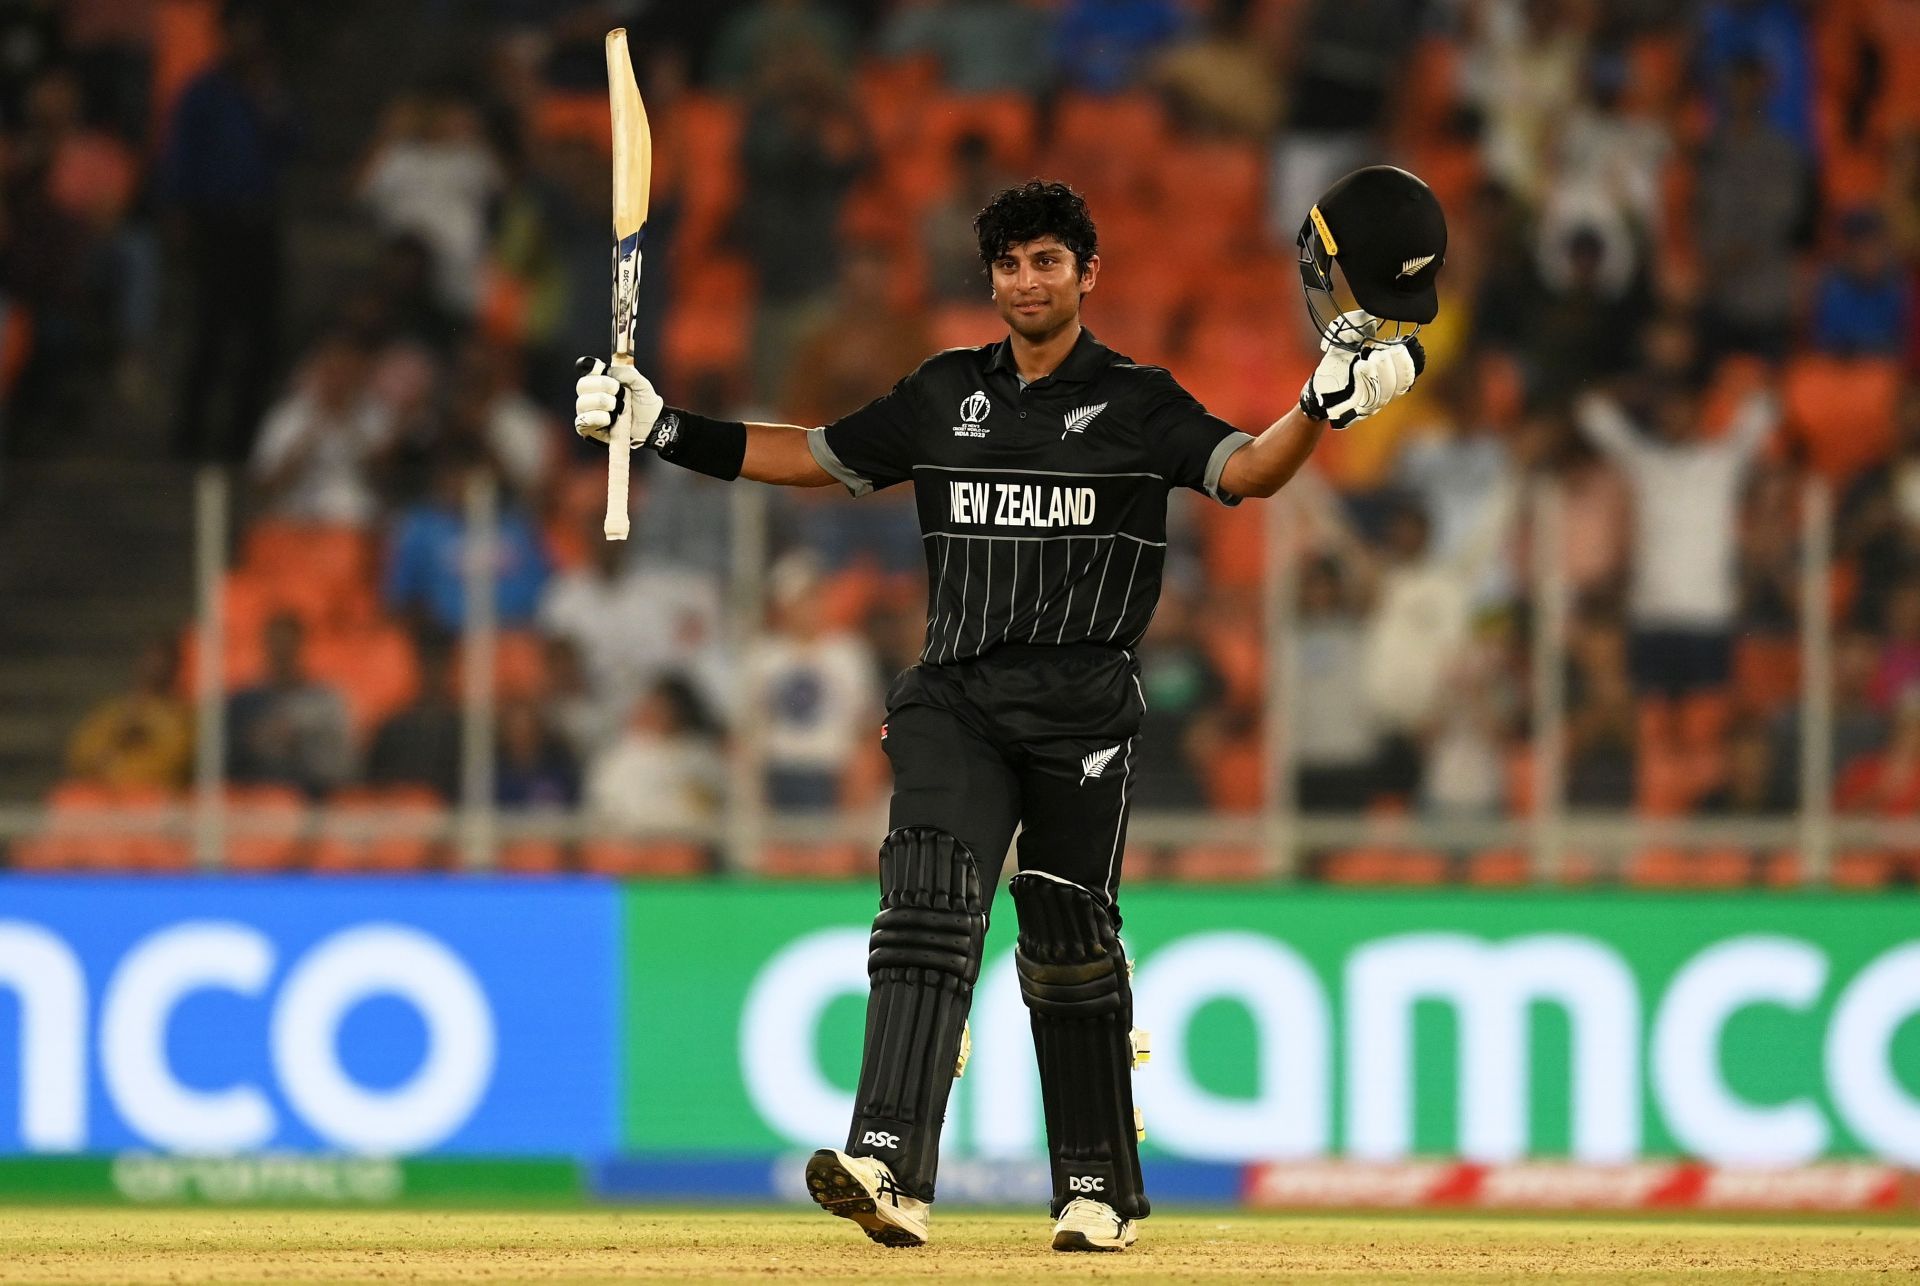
[806,368,929,497]
[1138,368,1254,505]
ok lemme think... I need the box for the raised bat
[603,27,652,541]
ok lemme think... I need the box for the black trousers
[881,643,1146,920]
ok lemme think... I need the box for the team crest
[1061,402,1108,439]
[953,391,991,438]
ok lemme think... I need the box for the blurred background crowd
[4,0,1920,884]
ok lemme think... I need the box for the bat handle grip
[603,353,635,541]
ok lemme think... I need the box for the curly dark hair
[973,180,1098,275]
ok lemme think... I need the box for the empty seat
[579,838,710,877]
[223,784,308,872]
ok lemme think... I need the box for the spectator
[357,89,501,316]
[781,247,934,428]
[537,508,730,721]
[747,554,878,810]
[1576,384,1777,701]
[1697,0,1814,153]
[226,613,351,796]
[1836,689,1920,815]
[1352,487,1519,802]
[1471,0,1591,204]
[737,45,870,403]
[385,444,550,635]
[542,636,622,763]
[1292,556,1377,812]
[365,631,461,800]
[1871,579,1920,711]
[495,698,579,808]
[585,678,726,832]
[1268,0,1421,239]
[1394,368,1519,606]
[443,336,556,501]
[1700,719,1784,814]
[1424,616,1520,816]
[1133,584,1226,809]
[249,330,393,527]
[1564,608,1637,808]
[1837,389,1920,631]
[1522,223,1648,404]
[1052,0,1186,96]
[1150,0,1281,140]
[158,0,298,461]
[1809,209,1910,357]
[923,133,1018,303]
[1694,56,1812,362]
[66,638,193,792]
[879,0,1053,95]
[708,0,857,90]
[1768,630,1891,806]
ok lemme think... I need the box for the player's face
[990,238,1097,340]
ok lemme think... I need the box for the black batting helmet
[1297,166,1448,351]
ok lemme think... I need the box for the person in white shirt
[538,509,732,722]
[747,553,879,811]
[1575,383,1778,699]
[249,331,394,528]
[357,92,501,316]
[584,678,726,834]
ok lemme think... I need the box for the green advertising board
[623,887,1920,1167]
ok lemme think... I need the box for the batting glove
[574,357,664,449]
[1299,311,1426,429]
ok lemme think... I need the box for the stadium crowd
[8,0,1920,881]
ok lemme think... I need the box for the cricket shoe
[1051,1197,1139,1252]
[805,1148,929,1248]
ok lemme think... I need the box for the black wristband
[648,407,747,482]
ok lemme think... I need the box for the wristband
[648,407,747,481]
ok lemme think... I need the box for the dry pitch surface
[3,1208,1918,1285]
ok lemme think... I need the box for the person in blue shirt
[384,443,550,634]
[1810,209,1911,357]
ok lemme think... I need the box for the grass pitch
[2,1208,1918,1285]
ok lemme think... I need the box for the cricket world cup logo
[954,391,992,438]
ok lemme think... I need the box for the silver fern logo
[1061,402,1109,439]
[1397,253,1436,279]
[1079,745,1120,785]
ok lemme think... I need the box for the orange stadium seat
[308,624,420,741]
[17,780,121,871]
[1322,847,1449,886]
[1465,848,1531,886]
[1165,845,1265,882]
[1199,729,1265,814]
[116,785,192,872]
[365,786,449,873]
[1733,635,1800,716]
[579,838,710,877]
[497,838,568,875]
[760,844,867,878]
[223,784,308,872]
[674,94,745,253]
[1782,354,1900,482]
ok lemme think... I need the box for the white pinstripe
[948,539,972,663]
[1101,673,1149,897]
[1004,542,1018,642]
[1104,543,1145,642]
[922,535,953,663]
[1055,536,1076,644]
[978,541,993,653]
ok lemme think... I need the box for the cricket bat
[604,28,652,541]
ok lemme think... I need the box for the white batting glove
[1299,311,1426,429]
[574,357,664,449]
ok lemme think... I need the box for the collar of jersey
[985,326,1111,391]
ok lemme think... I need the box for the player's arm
[1220,316,1426,500]
[573,359,837,488]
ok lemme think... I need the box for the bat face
[605,28,652,363]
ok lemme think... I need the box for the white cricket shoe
[1051,1197,1138,1252]
[805,1148,929,1248]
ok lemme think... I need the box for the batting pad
[846,827,986,1201]
[1010,870,1151,1220]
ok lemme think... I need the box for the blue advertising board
[0,879,619,1156]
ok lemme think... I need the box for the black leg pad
[1011,871,1149,1220]
[845,827,985,1201]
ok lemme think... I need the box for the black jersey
[807,329,1253,664]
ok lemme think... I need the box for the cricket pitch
[3,1208,1917,1284]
